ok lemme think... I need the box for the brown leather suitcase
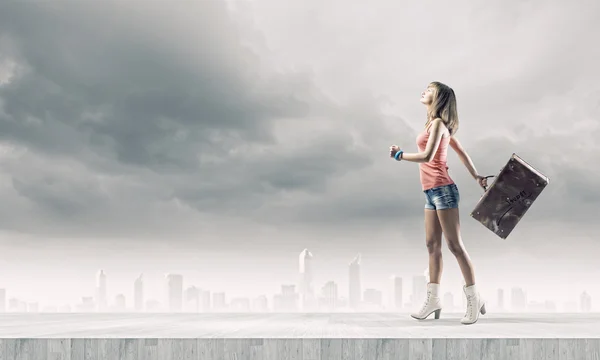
[470,153,550,239]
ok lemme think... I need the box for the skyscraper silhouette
[390,276,403,310]
[581,291,592,312]
[96,270,107,312]
[299,248,314,311]
[134,274,144,312]
[165,274,183,312]
[349,254,361,310]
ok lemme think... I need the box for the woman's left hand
[389,145,400,158]
[475,175,489,190]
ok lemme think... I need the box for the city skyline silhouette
[0,249,594,314]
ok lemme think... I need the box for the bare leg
[410,209,444,320]
[425,209,443,284]
[436,207,476,286]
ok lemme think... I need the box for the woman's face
[420,86,434,105]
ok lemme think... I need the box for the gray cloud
[0,0,598,247]
[0,1,388,237]
[0,2,293,161]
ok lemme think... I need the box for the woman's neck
[425,107,433,122]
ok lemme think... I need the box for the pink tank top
[416,122,454,191]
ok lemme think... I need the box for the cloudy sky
[0,0,599,308]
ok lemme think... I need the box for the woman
[389,81,488,325]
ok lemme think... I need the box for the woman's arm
[449,135,480,179]
[398,119,445,163]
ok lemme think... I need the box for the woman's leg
[436,207,476,286]
[425,209,444,284]
[410,195,444,320]
[437,205,486,324]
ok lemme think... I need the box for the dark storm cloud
[0,1,297,164]
[0,0,382,236]
[0,0,598,240]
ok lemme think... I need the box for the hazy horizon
[1,1,599,312]
[0,250,597,311]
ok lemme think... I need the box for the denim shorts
[424,183,460,210]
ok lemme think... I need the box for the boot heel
[480,303,486,315]
[434,309,441,319]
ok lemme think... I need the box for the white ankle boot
[461,284,486,325]
[411,283,442,320]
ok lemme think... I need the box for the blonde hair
[425,81,459,135]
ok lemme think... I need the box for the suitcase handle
[481,175,495,191]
